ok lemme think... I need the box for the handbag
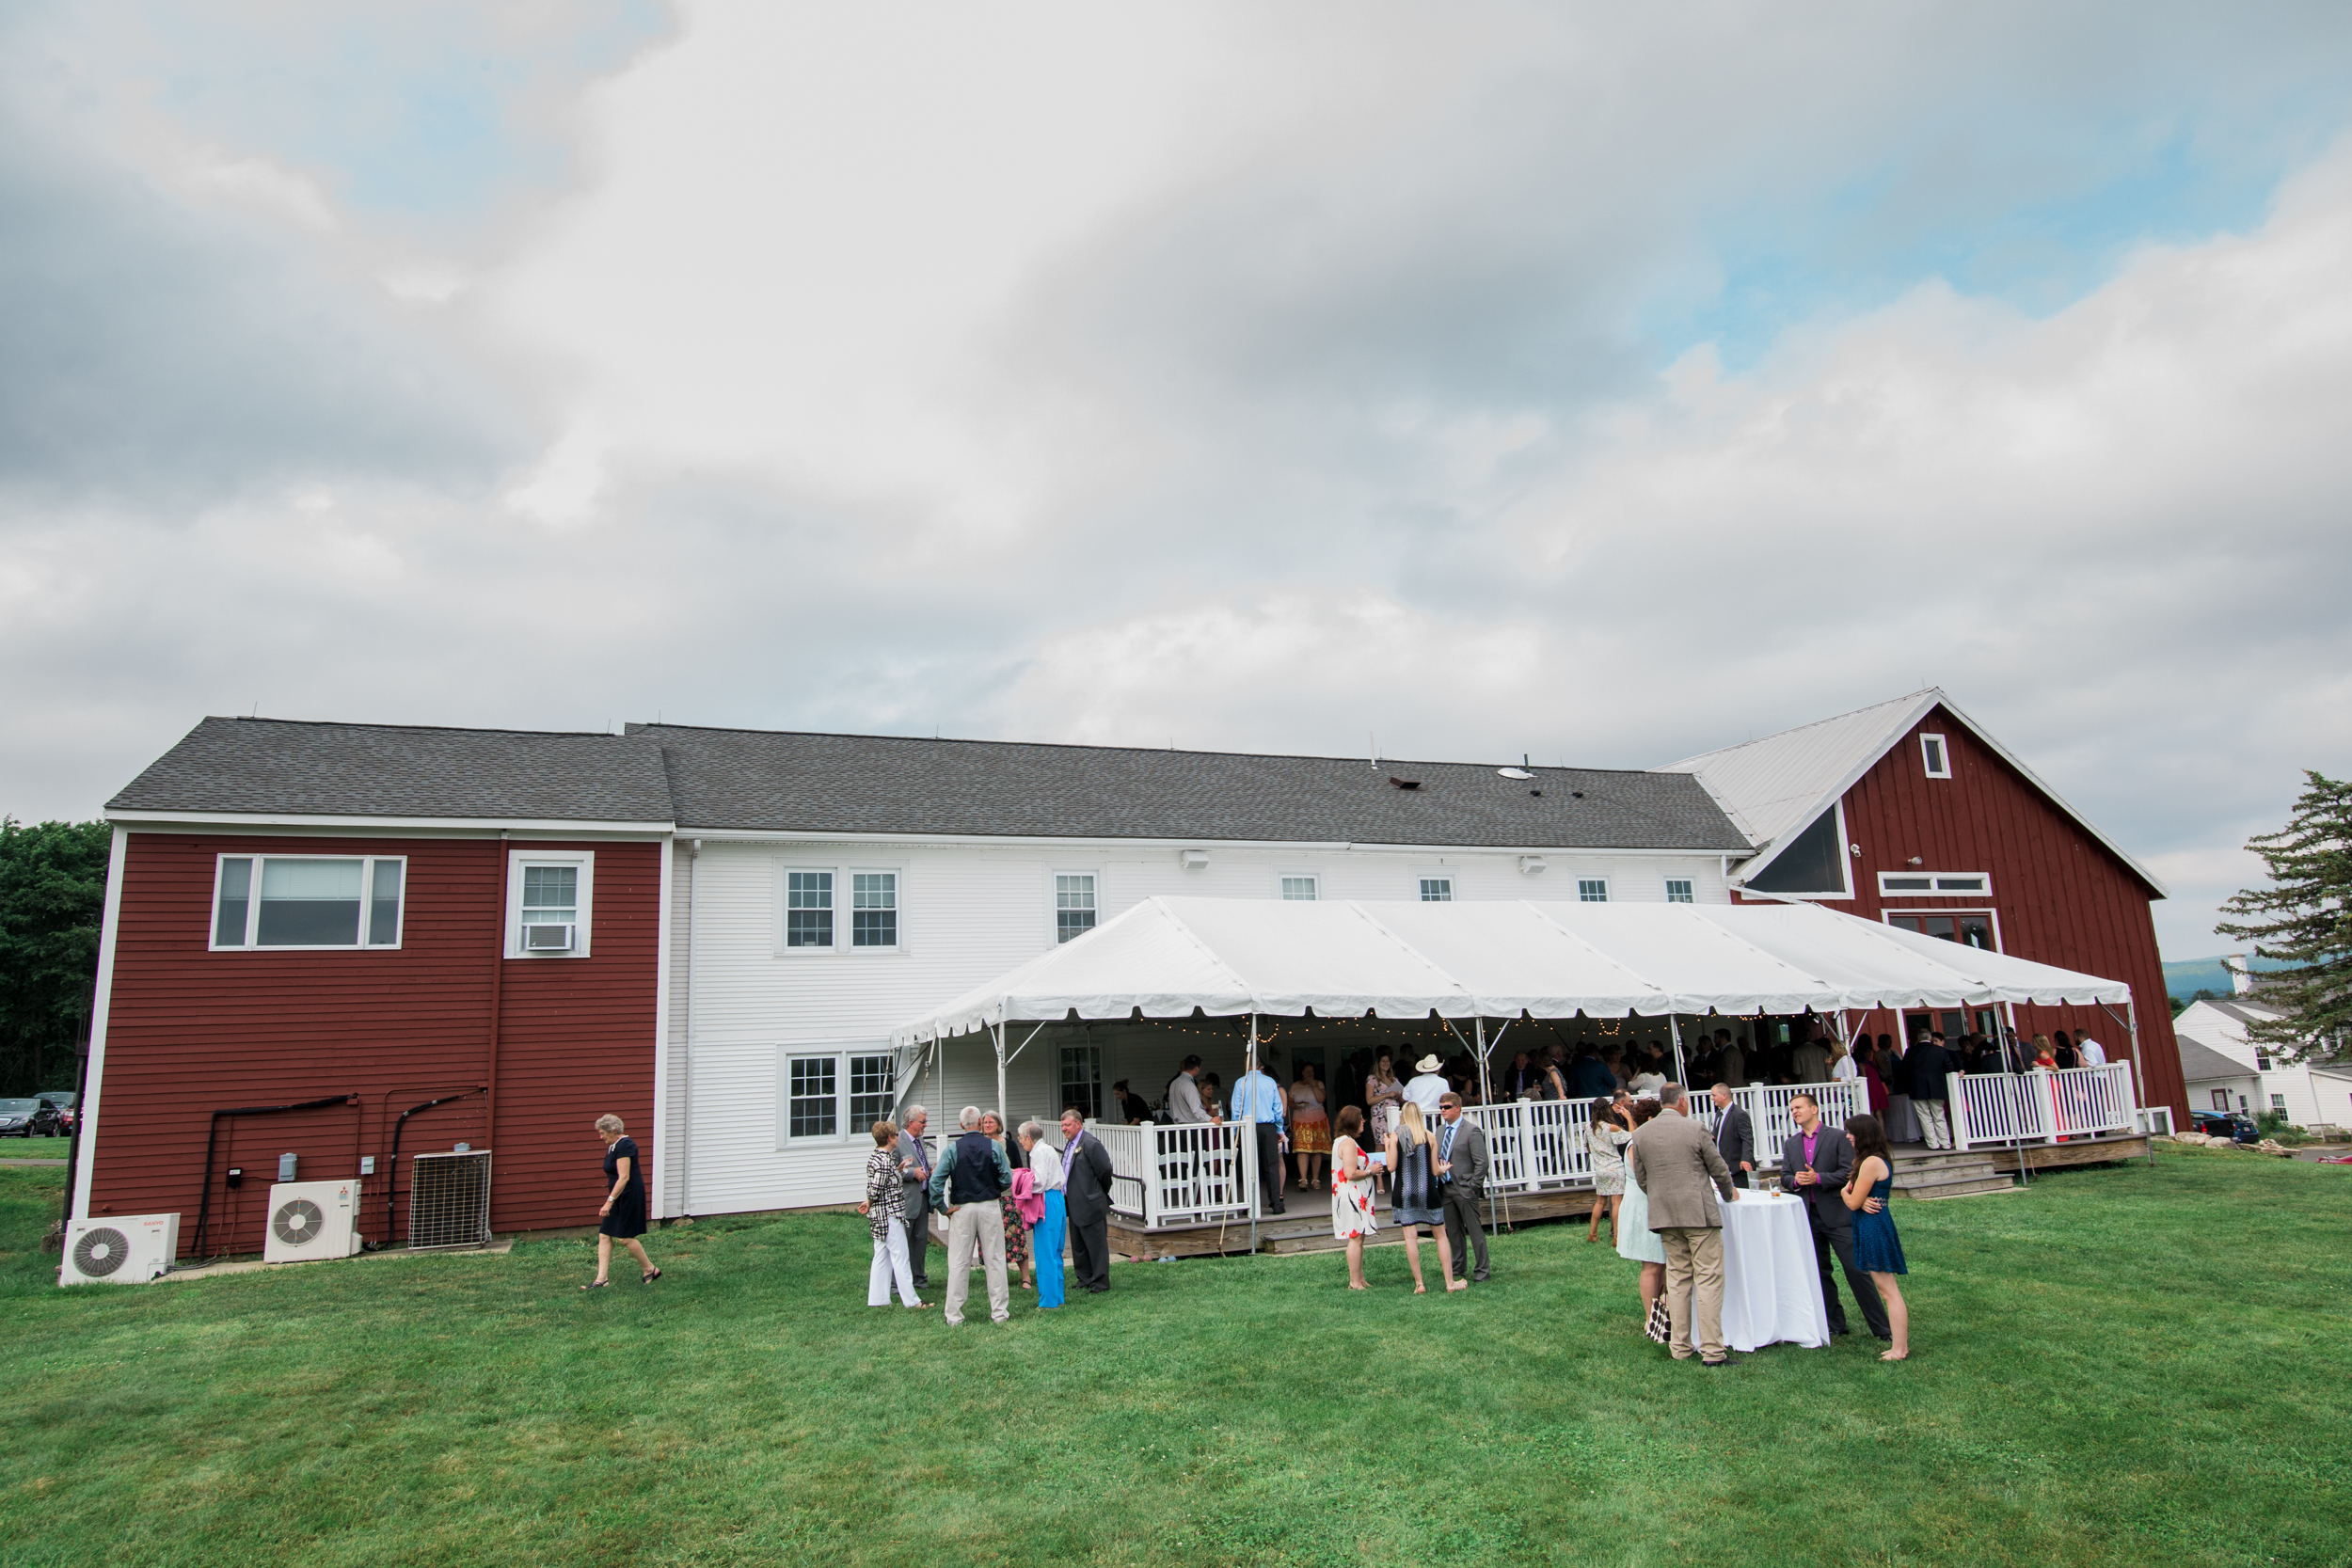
[1645,1293,1672,1345]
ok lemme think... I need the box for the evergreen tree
[2216,771,2352,1064]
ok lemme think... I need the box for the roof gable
[1658,689,2167,898]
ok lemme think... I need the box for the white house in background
[2172,1036,2262,1119]
[2171,993,2352,1131]
[645,723,1754,1216]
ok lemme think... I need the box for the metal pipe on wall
[485,832,510,1157]
[682,838,699,1218]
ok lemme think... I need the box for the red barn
[1662,689,2185,1119]
[75,721,675,1257]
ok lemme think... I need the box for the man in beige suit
[1627,1083,1740,1367]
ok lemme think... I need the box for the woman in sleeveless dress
[1363,1052,1405,1186]
[1613,1098,1667,1324]
[1385,1101,1459,1293]
[1329,1105,1382,1289]
[1289,1063,1331,1196]
[1583,1097,1630,1244]
[1841,1113,1910,1361]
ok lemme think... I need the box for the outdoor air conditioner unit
[408,1149,494,1250]
[522,922,576,952]
[59,1213,180,1286]
[263,1180,363,1264]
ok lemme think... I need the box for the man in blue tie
[1432,1092,1492,1284]
[1229,1053,1288,1215]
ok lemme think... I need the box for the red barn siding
[87,833,659,1257]
[1739,706,2185,1119]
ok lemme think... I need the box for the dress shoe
[1471,1270,1490,1283]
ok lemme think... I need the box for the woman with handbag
[1613,1098,1668,1338]
[1385,1101,1458,1293]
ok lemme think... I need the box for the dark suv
[2189,1109,2261,1144]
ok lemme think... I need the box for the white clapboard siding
[669,837,1731,1215]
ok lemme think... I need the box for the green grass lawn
[2,1149,2345,1568]
[1,1137,71,1161]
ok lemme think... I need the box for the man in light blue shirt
[1229,1055,1289,1215]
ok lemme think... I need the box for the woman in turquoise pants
[1019,1121,1069,1308]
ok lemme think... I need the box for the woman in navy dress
[585,1114,659,1289]
[1384,1101,1458,1293]
[1841,1113,1908,1360]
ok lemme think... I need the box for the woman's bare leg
[1640,1260,1664,1319]
[1403,1226,1425,1292]
[1874,1274,1910,1358]
[1438,1227,1464,1291]
[1586,1197,1603,1242]
[1607,1194,1622,1241]
[1346,1236,1368,1289]
[594,1235,612,1285]
[623,1238,652,1273]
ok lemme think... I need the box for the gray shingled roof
[109,716,1755,848]
[109,718,676,823]
[2173,1037,2252,1084]
[632,723,1753,849]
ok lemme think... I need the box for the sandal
[642,1268,662,1285]
[580,1279,610,1291]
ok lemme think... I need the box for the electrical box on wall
[278,1152,297,1181]
[359,1156,375,1177]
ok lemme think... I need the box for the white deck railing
[1091,1121,1252,1228]
[1950,1062,2138,1150]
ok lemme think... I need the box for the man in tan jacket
[1627,1084,1740,1366]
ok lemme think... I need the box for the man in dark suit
[1432,1092,1491,1283]
[1779,1092,1890,1341]
[1708,1083,1755,1187]
[1906,1033,1957,1150]
[1058,1108,1117,1294]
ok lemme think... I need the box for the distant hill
[2164,954,2296,1001]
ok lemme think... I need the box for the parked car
[38,1091,76,1135]
[0,1099,46,1137]
[2188,1109,2262,1144]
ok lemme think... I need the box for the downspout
[682,839,700,1218]
[486,832,510,1157]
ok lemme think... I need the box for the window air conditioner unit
[408,1149,494,1250]
[59,1213,180,1286]
[522,922,576,952]
[263,1180,364,1264]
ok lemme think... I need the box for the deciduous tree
[0,818,111,1094]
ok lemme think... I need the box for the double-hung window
[779,1048,898,1145]
[212,854,406,950]
[787,871,834,947]
[851,873,898,947]
[781,865,904,952]
[1578,878,1610,903]
[1419,877,1453,902]
[506,851,595,958]
[1059,1044,1103,1119]
[1663,879,1694,904]
[1056,874,1097,942]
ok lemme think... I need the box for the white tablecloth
[1718,1192,1829,1353]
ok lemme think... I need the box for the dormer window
[1920,734,1951,779]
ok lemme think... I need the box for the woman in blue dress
[1385,1101,1458,1292]
[1614,1098,1668,1327]
[1841,1113,1909,1361]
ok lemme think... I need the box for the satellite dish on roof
[1498,767,1534,780]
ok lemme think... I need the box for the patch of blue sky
[131,1,671,227]
[1644,105,2350,372]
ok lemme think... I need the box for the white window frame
[1881,908,2003,953]
[209,852,409,952]
[777,1045,897,1148]
[1920,733,1952,779]
[1277,872,1320,901]
[1576,876,1611,903]
[1417,873,1454,902]
[1052,868,1102,945]
[1877,870,1993,898]
[2270,1093,2288,1114]
[1663,878,1695,904]
[774,861,908,955]
[848,868,903,952]
[504,849,595,958]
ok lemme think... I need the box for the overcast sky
[4,2,2349,958]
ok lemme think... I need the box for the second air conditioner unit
[522,922,576,952]
[59,1213,181,1286]
[263,1180,363,1264]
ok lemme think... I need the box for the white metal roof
[1657,689,2167,897]
[891,896,2133,1044]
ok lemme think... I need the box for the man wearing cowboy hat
[1404,1053,1451,1120]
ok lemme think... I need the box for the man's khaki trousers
[1660,1226,1725,1362]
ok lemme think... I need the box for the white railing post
[1949,1078,1973,1151]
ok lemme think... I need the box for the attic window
[1390,777,1422,790]
[1920,734,1951,779]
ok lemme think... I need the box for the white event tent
[892,896,2138,1118]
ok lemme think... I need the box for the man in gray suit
[1709,1083,1756,1188]
[897,1106,936,1289]
[1629,1084,1740,1366]
[1780,1092,1889,1340]
[1059,1108,1117,1294]
[1432,1092,1491,1284]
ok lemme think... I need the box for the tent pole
[1248,1012,1260,1257]
[994,1017,1008,1133]
[1669,1014,1686,1085]
[1477,1018,1502,1234]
